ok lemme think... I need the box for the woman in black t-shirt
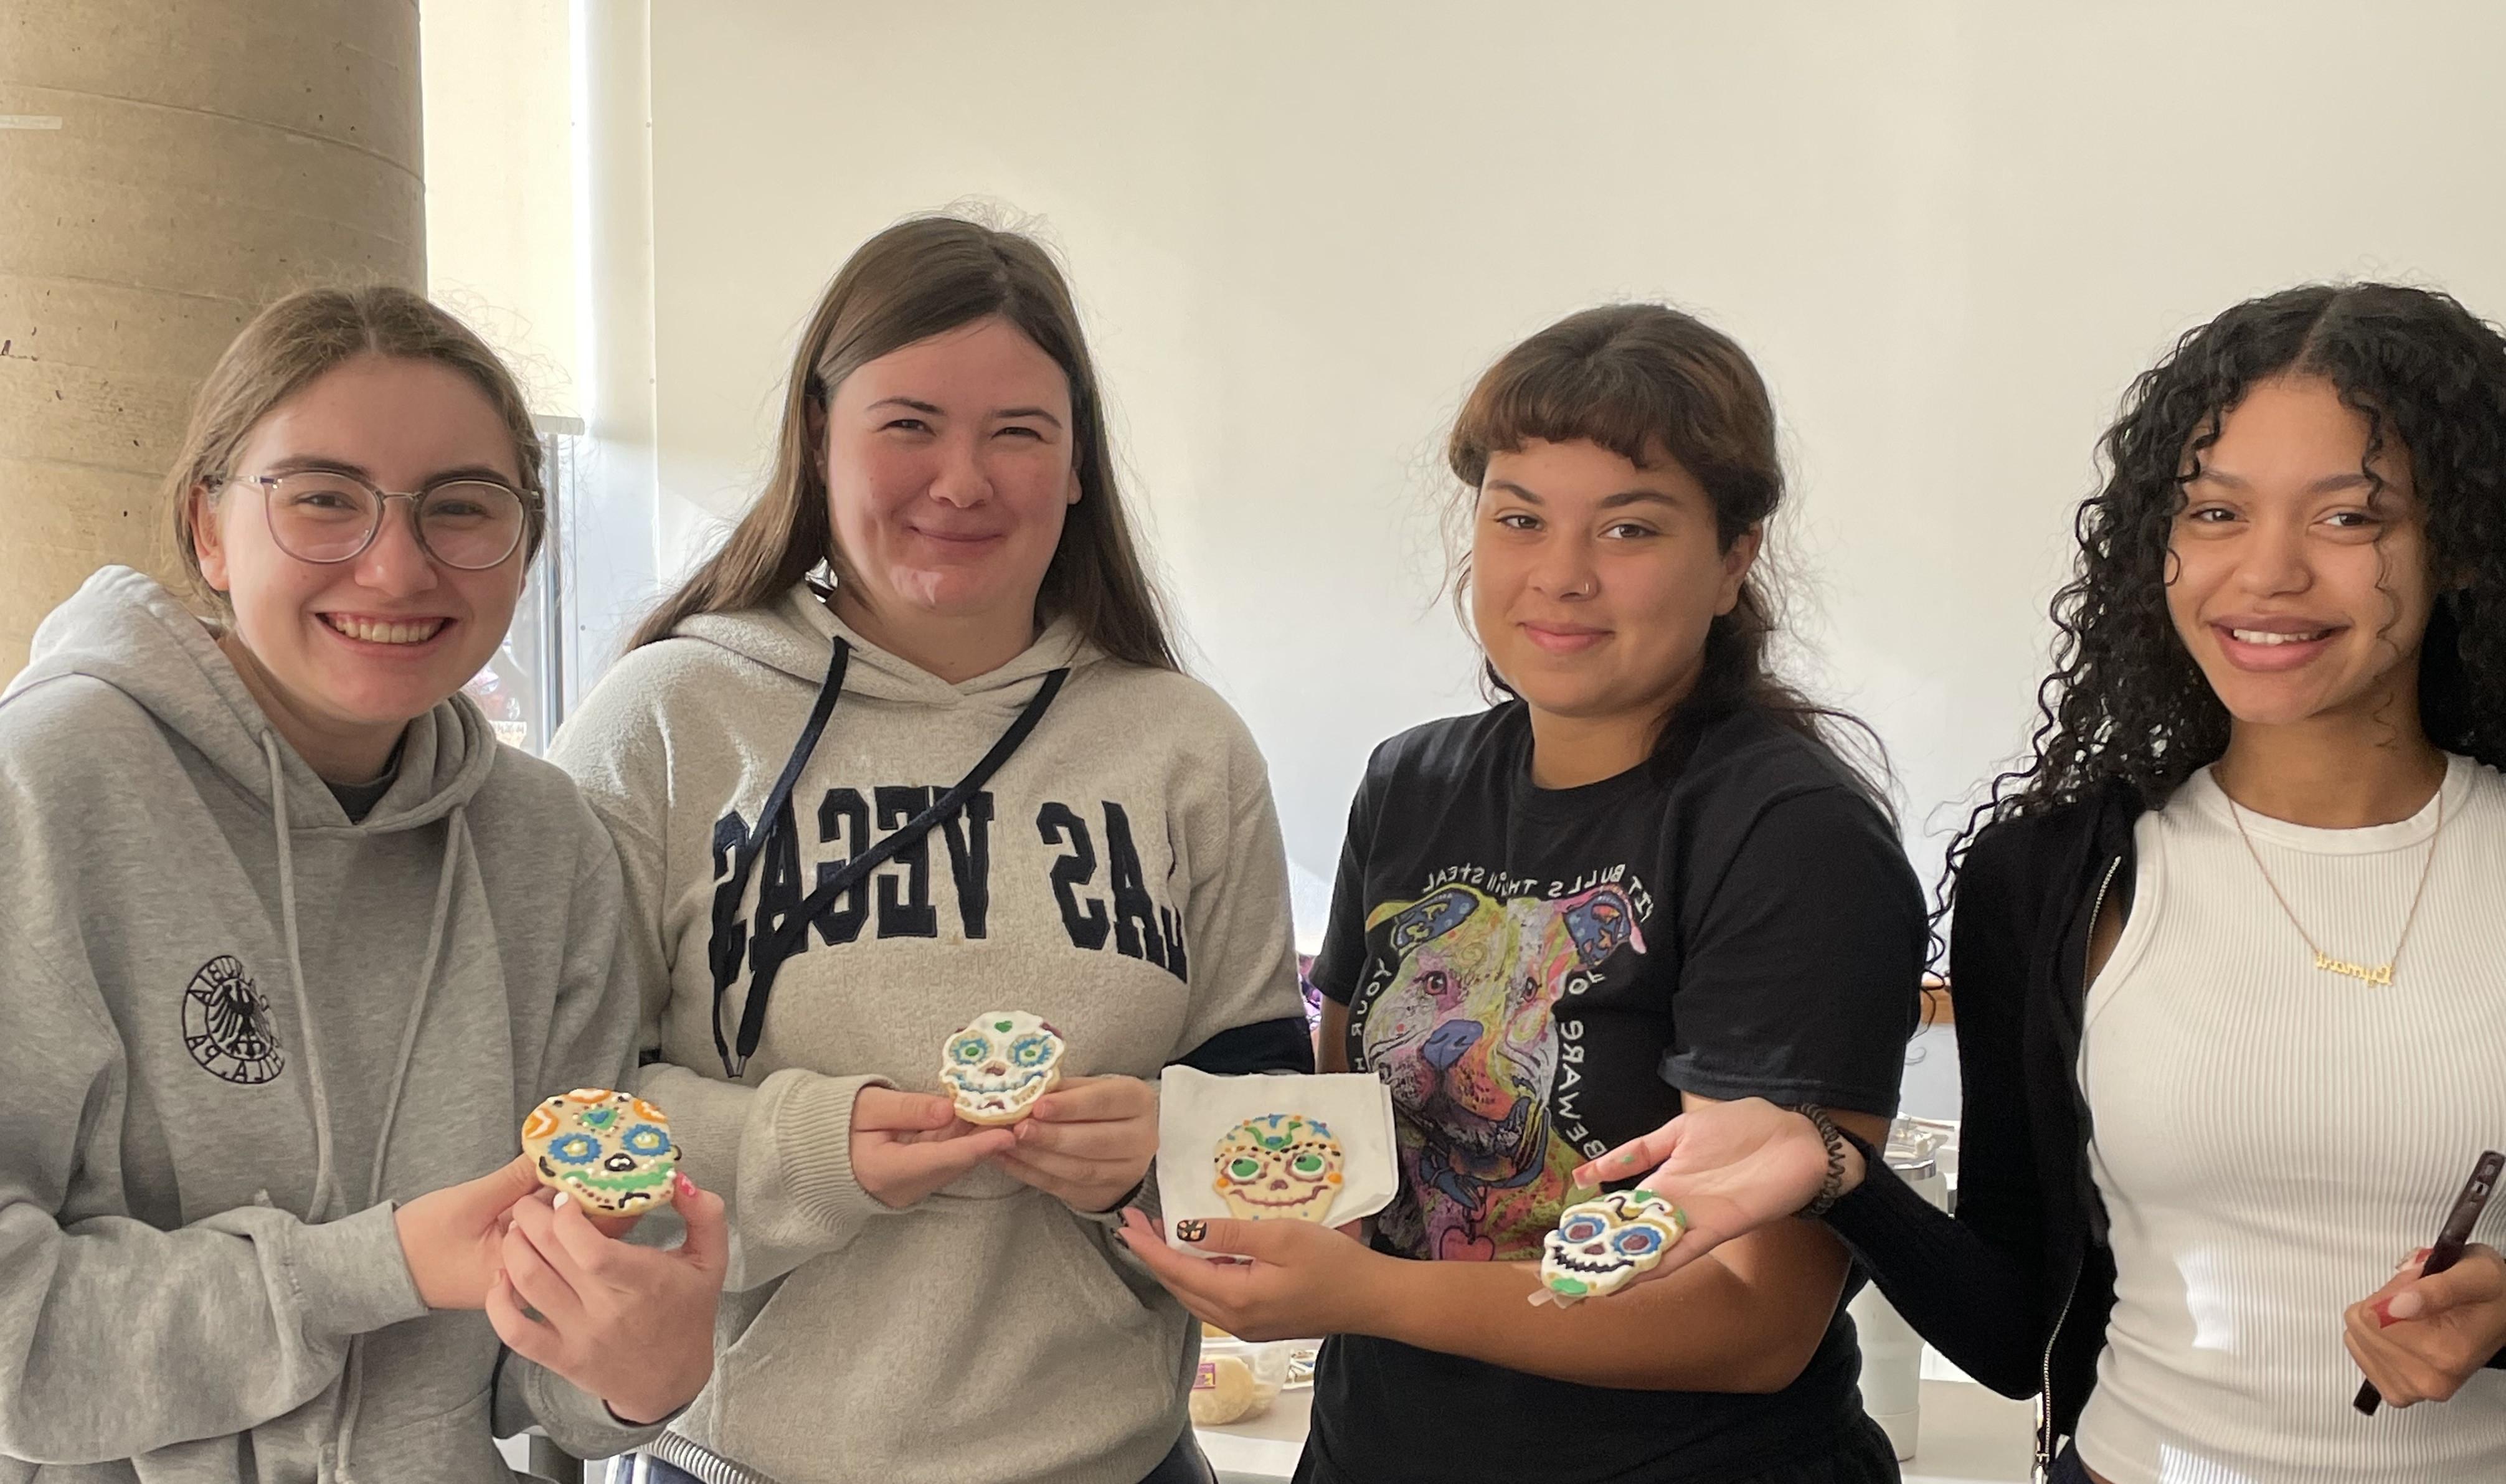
[1118,305,1924,1483]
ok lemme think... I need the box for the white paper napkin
[1155,1066,1399,1257]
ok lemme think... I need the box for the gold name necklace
[2226,780,2445,989]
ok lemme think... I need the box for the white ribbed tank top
[2076,754,2506,1483]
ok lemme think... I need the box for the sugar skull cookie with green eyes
[520,1087,679,1216]
[941,1011,1067,1125]
[1213,1114,1345,1221]
[1538,1189,1685,1305]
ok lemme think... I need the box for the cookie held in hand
[1537,1189,1685,1305]
[1211,1114,1345,1221]
[940,1011,1066,1125]
[520,1088,679,1215]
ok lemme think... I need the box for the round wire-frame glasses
[226,469,533,572]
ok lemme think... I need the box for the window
[461,421,578,755]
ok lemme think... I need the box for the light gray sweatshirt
[0,567,660,1482]
[550,585,1310,1484]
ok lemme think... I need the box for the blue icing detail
[623,1123,672,1156]
[549,1133,600,1165]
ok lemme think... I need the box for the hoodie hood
[9,565,498,833]
[674,582,1102,711]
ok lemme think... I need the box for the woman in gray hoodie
[551,215,1314,1484]
[0,286,727,1483]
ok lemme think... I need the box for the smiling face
[2167,376,2435,734]
[820,316,1080,675]
[1470,438,1758,736]
[191,354,527,780]
[940,1010,1067,1125]
[1212,1114,1346,1222]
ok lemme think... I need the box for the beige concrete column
[0,0,425,673]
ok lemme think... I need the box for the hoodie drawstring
[265,734,475,1482]
[367,804,469,1206]
[265,736,342,1222]
[335,801,469,1480]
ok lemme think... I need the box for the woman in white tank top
[1573,282,2506,1484]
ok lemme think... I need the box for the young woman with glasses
[0,285,726,1482]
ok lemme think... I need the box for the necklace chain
[2225,778,2446,989]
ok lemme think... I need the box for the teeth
[2229,628,2327,646]
[327,616,445,645]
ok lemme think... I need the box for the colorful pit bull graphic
[1359,881,1642,1261]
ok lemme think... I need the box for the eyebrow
[1487,479,1681,509]
[257,455,518,488]
[867,396,1066,430]
[2190,466,2380,496]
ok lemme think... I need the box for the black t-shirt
[1301,703,1924,1484]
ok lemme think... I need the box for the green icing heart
[993,1019,1014,1032]
[580,1107,616,1128]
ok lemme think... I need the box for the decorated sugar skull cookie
[520,1088,679,1216]
[940,1011,1066,1125]
[1538,1189,1685,1305]
[1212,1114,1345,1221]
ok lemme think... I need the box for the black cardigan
[1822,780,2504,1468]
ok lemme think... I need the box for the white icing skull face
[940,1011,1066,1125]
[1213,1114,1346,1221]
[1539,1189,1685,1303]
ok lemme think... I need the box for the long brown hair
[168,285,549,612]
[631,215,1176,668]
[1446,303,1890,805]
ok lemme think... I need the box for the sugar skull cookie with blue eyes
[1213,1114,1345,1221]
[1538,1189,1685,1305]
[940,1011,1067,1125]
[520,1087,679,1215]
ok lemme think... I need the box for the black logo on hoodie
[182,955,286,1085]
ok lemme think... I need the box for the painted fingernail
[1175,1219,1208,1244]
[2388,1291,2425,1321]
[2373,1298,2394,1326]
[673,1170,696,1199]
[552,1193,571,1211]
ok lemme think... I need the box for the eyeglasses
[225,470,532,572]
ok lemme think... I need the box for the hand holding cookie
[996,1074,1160,1214]
[851,1085,1017,1210]
[488,1171,730,1425]
[1115,1207,1391,1342]
[393,1155,546,1310]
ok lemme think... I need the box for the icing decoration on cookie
[940,1011,1066,1125]
[1535,1189,1685,1306]
[1212,1114,1345,1222]
[519,1087,679,1216]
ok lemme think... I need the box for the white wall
[639,1,2506,913]
[420,0,576,416]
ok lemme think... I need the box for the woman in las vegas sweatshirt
[551,216,1311,1484]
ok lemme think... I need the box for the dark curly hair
[1947,281,2506,899]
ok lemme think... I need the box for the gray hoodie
[550,586,1310,1484]
[0,567,660,1482]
